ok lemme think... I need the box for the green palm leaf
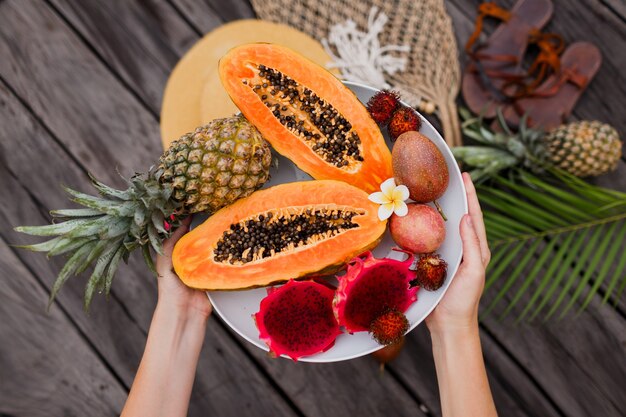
[478,169,626,321]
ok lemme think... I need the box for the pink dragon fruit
[333,250,418,334]
[254,280,341,361]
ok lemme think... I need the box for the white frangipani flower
[368,178,409,221]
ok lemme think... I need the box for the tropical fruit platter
[194,44,467,361]
[16,43,467,362]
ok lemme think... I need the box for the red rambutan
[366,90,400,125]
[369,308,410,345]
[388,106,422,141]
[412,254,448,291]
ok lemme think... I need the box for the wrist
[155,298,211,326]
[428,317,479,341]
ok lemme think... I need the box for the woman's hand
[425,173,498,417]
[426,172,491,334]
[155,217,212,319]
[122,216,212,417]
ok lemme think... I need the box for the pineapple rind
[158,115,272,213]
[546,121,622,177]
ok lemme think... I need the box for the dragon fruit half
[254,279,341,361]
[333,250,418,334]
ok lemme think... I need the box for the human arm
[425,172,498,417]
[121,217,213,417]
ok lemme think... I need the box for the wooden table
[1,1,624,416]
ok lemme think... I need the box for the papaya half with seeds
[172,180,386,290]
[219,43,392,193]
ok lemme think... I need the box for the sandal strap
[472,50,518,64]
[527,30,565,76]
[468,61,525,81]
[501,31,566,98]
[465,2,512,56]
[531,66,588,97]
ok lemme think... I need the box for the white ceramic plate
[202,81,468,362]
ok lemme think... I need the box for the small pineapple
[15,115,272,309]
[453,109,623,182]
[545,121,622,177]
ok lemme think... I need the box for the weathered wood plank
[601,0,626,22]
[388,325,564,417]
[0,235,128,417]
[0,4,299,415]
[0,79,148,388]
[0,3,160,185]
[238,333,430,417]
[48,0,199,113]
[170,0,254,33]
[203,0,256,21]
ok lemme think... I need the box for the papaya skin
[218,43,393,193]
[172,180,386,290]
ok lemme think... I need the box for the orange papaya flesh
[219,43,393,193]
[172,180,386,290]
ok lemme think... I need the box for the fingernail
[466,215,473,227]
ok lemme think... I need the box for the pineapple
[546,121,622,177]
[453,109,623,182]
[15,115,272,309]
[160,117,272,213]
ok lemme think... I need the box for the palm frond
[478,169,626,321]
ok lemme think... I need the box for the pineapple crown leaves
[453,108,550,182]
[14,170,182,311]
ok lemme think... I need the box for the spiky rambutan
[366,90,400,124]
[411,254,448,291]
[369,308,410,345]
[388,106,422,141]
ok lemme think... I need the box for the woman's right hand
[425,172,491,334]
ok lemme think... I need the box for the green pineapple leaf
[15,171,178,311]
[479,169,626,322]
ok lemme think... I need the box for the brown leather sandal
[462,0,554,118]
[501,42,602,130]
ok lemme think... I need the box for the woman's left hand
[155,217,212,319]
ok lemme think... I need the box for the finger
[162,216,192,254]
[463,172,490,265]
[459,214,483,272]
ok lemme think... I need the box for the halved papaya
[219,43,392,193]
[172,180,386,290]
